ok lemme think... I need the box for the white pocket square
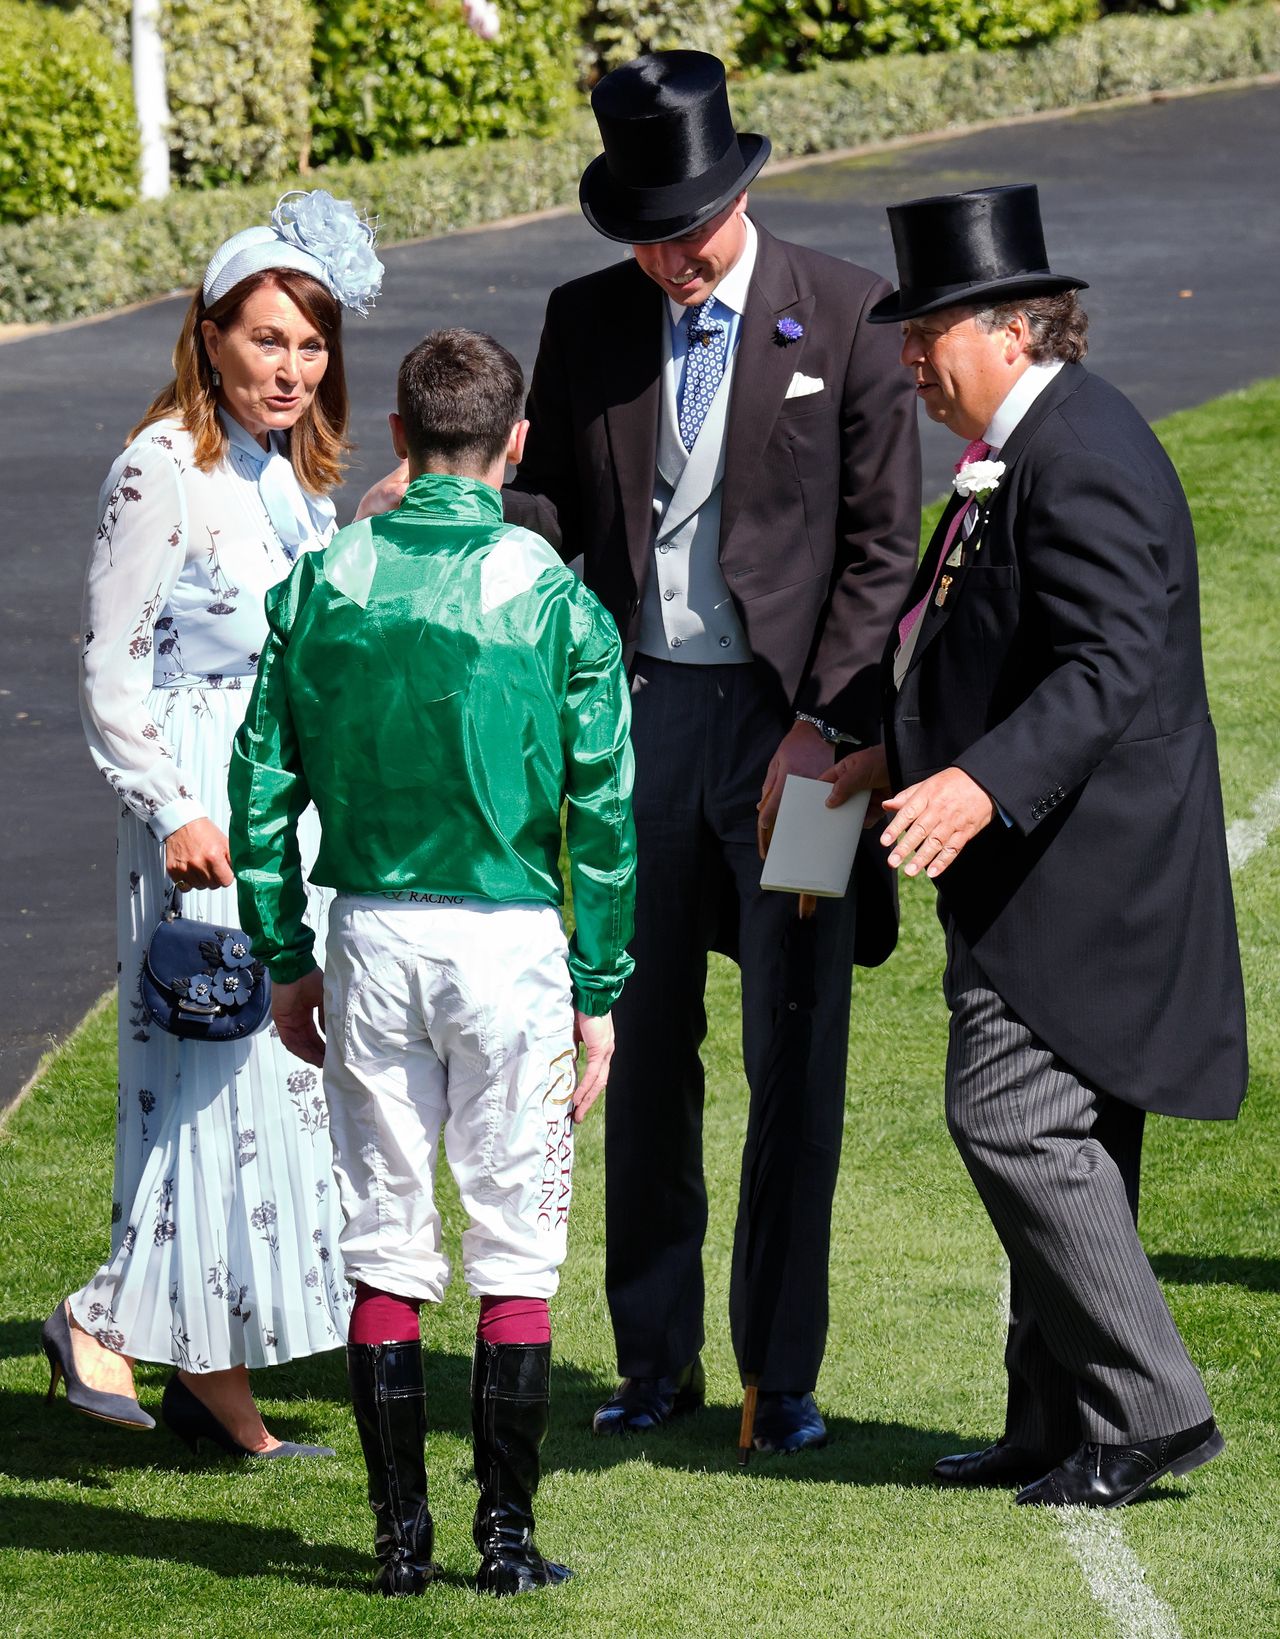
[785,372,824,400]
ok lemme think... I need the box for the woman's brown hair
[129,267,350,495]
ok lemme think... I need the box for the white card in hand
[760,775,870,898]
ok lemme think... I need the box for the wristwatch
[794,712,859,747]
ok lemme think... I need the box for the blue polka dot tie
[678,298,728,452]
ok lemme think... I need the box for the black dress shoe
[592,1357,705,1435]
[1016,1417,1224,1508]
[933,1441,1059,1489]
[753,1392,828,1454]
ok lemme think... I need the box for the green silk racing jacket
[229,474,636,1015]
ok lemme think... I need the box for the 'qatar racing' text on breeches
[322,896,578,1302]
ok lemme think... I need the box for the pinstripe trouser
[943,919,1213,1448]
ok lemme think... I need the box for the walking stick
[738,1375,760,1467]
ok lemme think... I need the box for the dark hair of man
[975,291,1089,365]
[397,328,525,470]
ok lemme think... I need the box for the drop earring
[211,367,222,387]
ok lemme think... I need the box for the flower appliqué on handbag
[172,934,264,1013]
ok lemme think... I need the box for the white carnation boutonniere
[952,458,1006,506]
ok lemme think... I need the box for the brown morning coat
[885,362,1248,1119]
[504,224,922,965]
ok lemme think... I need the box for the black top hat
[867,184,1087,324]
[579,51,771,245]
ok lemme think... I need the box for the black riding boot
[347,1340,437,1596]
[471,1339,571,1596]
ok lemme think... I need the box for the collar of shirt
[398,471,505,525]
[218,406,335,551]
[982,357,1064,455]
[665,214,758,379]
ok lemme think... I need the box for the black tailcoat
[885,363,1247,1119]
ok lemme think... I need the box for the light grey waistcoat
[634,315,752,665]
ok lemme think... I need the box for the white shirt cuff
[151,794,207,842]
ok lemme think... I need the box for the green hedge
[0,1,138,223]
[70,0,312,188]
[2,5,1277,324]
[311,0,581,164]
[738,0,1099,73]
[163,0,315,186]
[581,0,745,73]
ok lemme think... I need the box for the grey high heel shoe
[161,1373,335,1459]
[41,1302,155,1430]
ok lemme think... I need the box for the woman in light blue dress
[43,193,383,1457]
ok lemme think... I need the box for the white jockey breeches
[323,895,576,1303]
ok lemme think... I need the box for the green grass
[3,379,1279,1637]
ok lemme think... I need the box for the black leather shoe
[753,1392,828,1454]
[591,1357,705,1436]
[1016,1418,1224,1509]
[933,1441,1059,1489]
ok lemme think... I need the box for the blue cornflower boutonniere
[774,316,804,345]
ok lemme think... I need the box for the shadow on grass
[5,1311,968,1493]
[1150,1253,1280,1293]
[547,1402,969,1489]
[285,1346,968,1489]
[0,1493,482,1591]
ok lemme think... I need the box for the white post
[131,0,170,200]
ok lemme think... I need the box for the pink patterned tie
[897,438,991,646]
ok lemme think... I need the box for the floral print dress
[70,414,351,1370]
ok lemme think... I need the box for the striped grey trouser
[943,920,1213,1449]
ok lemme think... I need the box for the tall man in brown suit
[505,52,920,1450]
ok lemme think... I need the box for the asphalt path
[2,83,1278,1107]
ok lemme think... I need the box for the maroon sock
[349,1282,422,1345]
[477,1295,550,1346]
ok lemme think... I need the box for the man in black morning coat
[825,184,1248,1507]
[504,52,921,1450]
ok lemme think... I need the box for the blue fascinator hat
[202,189,384,316]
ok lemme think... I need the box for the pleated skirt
[69,683,352,1370]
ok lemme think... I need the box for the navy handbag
[141,891,272,1041]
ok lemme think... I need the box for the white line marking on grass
[1057,1512,1183,1639]
[976,782,1268,1632]
[1226,773,1280,871]
[1042,773,1270,1633]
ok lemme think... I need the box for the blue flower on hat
[775,316,804,345]
[271,189,385,316]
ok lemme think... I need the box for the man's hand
[354,459,411,522]
[572,1009,614,1123]
[819,743,891,826]
[880,767,996,879]
[165,818,234,890]
[757,720,833,860]
[273,966,326,1067]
